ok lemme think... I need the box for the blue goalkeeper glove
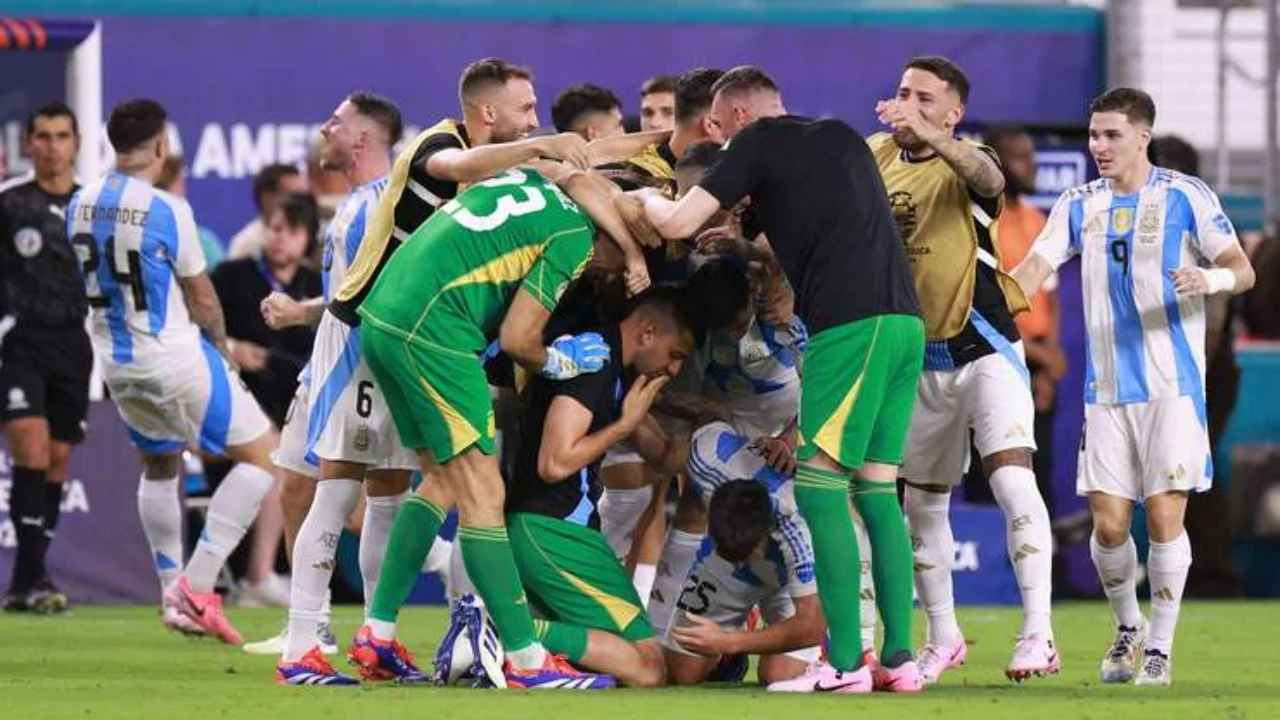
[541,332,610,380]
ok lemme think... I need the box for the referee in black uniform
[0,103,91,614]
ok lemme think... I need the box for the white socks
[904,486,962,647]
[853,511,877,653]
[361,490,408,619]
[1146,532,1191,656]
[137,475,183,593]
[633,563,657,606]
[647,528,703,635]
[1090,533,1143,629]
[598,486,653,559]
[284,479,361,662]
[989,465,1054,639]
[186,463,275,592]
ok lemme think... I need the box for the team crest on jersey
[887,191,918,244]
[14,227,42,258]
[1110,207,1134,235]
[353,425,370,452]
[7,387,28,411]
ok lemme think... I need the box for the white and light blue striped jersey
[67,171,206,365]
[686,421,815,596]
[321,175,388,302]
[1031,167,1240,416]
[700,314,806,438]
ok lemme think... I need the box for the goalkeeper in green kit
[348,166,648,690]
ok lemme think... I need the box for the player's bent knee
[1144,492,1189,542]
[857,460,898,484]
[662,649,713,686]
[228,428,281,473]
[630,639,668,688]
[281,471,316,510]
[365,468,412,496]
[141,452,182,480]
[4,417,52,469]
[982,447,1034,475]
[47,441,73,484]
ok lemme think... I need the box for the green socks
[368,495,446,624]
[460,524,537,653]
[853,477,915,663]
[533,619,588,664]
[793,465,866,671]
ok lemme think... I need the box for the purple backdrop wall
[99,17,1102,240]
[0,402,156,604]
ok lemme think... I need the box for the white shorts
[305,312,417,470]
[658,546,821,665]
[902,346,1037,484]
[107,338,271,456]
[602,443,643,469]
[1077,396,1212,502]
[272,364,318,478]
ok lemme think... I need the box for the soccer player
[0,103,89,614]
[69,99,279,643]
[243,92,402,660]
[271,59,608,685]
[350,165,650,689]
[499,287,700,687]
[552,83,626,141]
[639,65,925,693]
[639,75,677,133]
[870,56,1057,683]
[661,442,823,688]
[1012,88,1255,687]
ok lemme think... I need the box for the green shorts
[797,314,925,471]
[508,512,652,643]
[360,323,494,463]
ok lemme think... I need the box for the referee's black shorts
[0,322,93,444]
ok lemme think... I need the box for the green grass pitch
[2,601,1277,719]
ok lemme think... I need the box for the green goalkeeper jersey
[357,168,596,354]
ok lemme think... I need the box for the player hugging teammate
[47,54,1243,696]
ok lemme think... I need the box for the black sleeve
[699,124,765,209]
[552,368,615,426]
[409,132,466,193]
[967,144,1003,218]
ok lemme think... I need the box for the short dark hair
[641,75,678,97]
[674,67,725,124]
[459,57,534,101]
[628,284,706,348]
[1150,135,1199,175]
[1089,87,1156,128]
[107,99,167,154]
[906,56,970,104]
[551,83,622,133]
[708,479,775,564]
[26,102,79,138]
[688,260,751,332]
[982,124,1030,154]
[710,66,778,103]
[252,163,302,212]
[675,141,723,174]
[272,193,320,249]
[347,91,404,146]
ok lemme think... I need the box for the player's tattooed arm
[927,135,1005,198]
[178,273,231,358]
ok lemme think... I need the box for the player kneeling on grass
[435,287,700,688]
[658,428,823,688]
